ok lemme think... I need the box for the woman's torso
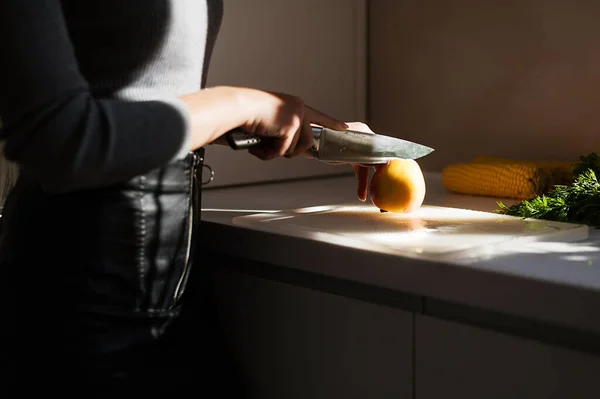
[3,0,223,362]
[61,0,223,99]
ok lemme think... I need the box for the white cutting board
[232,204,590,261]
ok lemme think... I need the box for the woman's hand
[237,89,347,160]
[344,122,381,202]
[180,86,346,157]
[180,87,377,201]
[322,122,380,201]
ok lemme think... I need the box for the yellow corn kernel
[471,156,574,187]
[442,163,545,200]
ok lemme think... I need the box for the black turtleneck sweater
[0,0,223,193]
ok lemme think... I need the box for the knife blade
[212,126,434,164]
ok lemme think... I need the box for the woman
[1,0,373,394]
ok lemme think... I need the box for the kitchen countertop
[199,172,600,352]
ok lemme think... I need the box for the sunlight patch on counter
[202,208,281,213]
[233,203,592,262]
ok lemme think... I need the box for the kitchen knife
[212,126,434,164]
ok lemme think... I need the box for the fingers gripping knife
[213,126,435,164]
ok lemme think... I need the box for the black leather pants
[2,150,211,391]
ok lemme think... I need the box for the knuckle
[290,114,303,130]
[278,96,305,130]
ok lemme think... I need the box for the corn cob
[471,156,574,187]
[442,162,545,200]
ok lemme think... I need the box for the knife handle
[221,126,323,151]
[224,129,263,150]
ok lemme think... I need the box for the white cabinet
[204,0,367,187]
[212,268,413,399]
[416,315,600,399]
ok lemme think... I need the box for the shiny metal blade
[316,128,434,164]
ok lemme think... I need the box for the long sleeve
[0,0,193,193]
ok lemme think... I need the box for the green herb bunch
[496,153,600,227]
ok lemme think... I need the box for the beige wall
[369,0,600,172]
[204,0,366,187]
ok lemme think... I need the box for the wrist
[178,86,255,149]
[229,86,261,128]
